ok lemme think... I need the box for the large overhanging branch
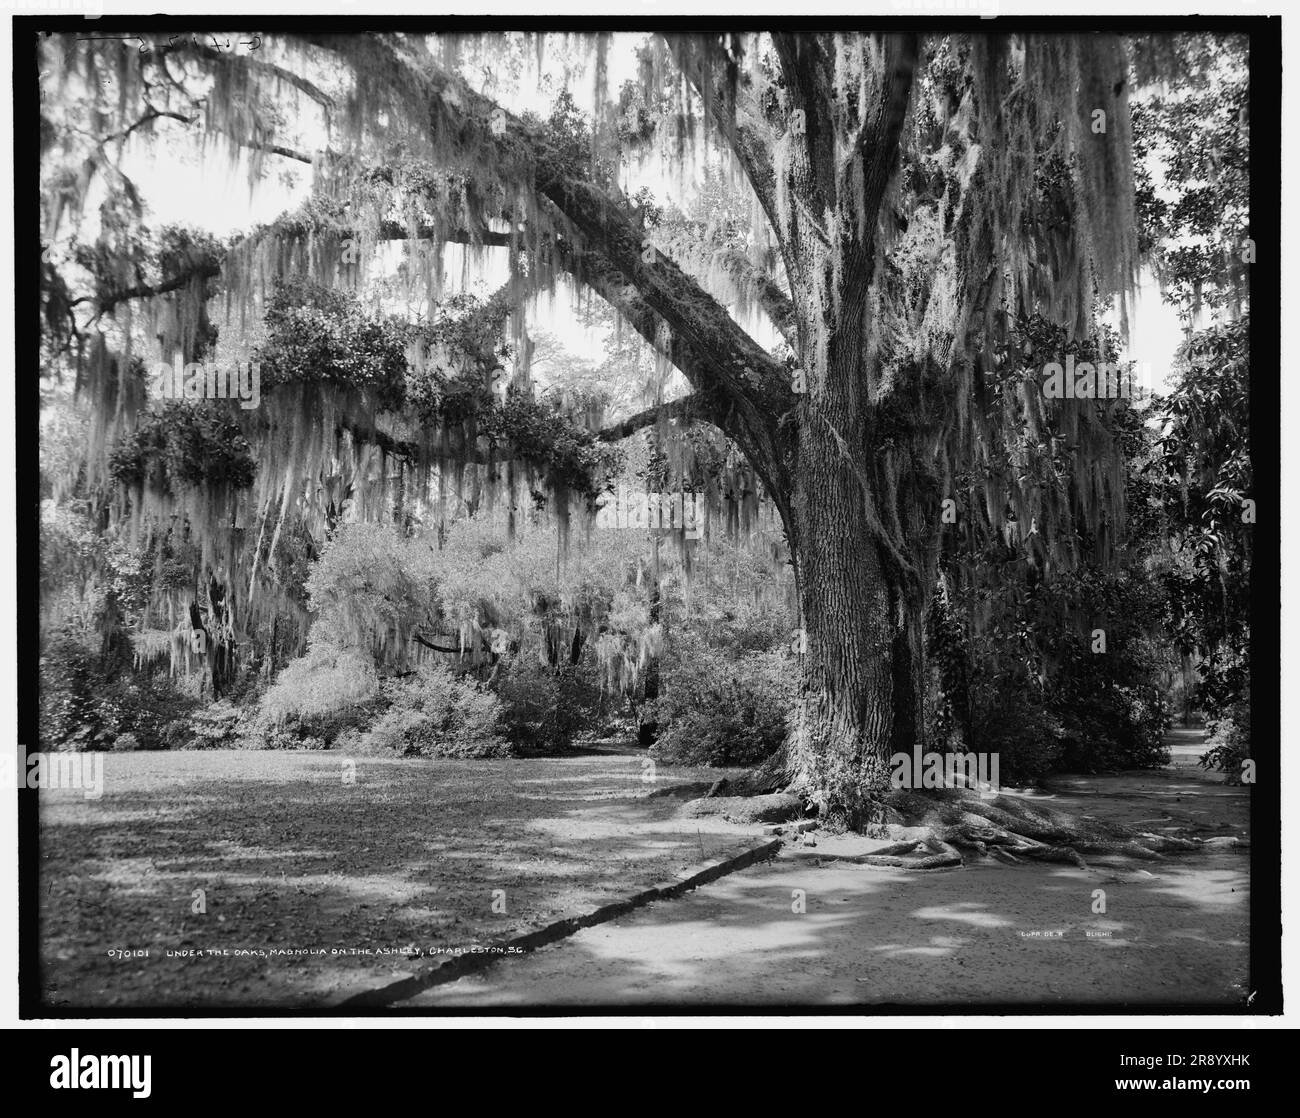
[709,247,797,347]
[77,258,222,316]
[538,176,787,405]
[664,36,789,282]
[67,33,800,505]
[596,394,701,443]
[153,36,337,112]
[77,217,507,320]
[554,230,792,506]
[285,34,794,412]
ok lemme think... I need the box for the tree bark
[785,355,928,823]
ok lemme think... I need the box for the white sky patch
[1117,271,1187,396]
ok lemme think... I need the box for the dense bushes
[953,569,1174,782]
[40,632,198,751]
[1055,673,1171,774]
[968,688,1065,786]
[494,650,605,754]
[1200,689,1251,782]
[259,644,379,725]
[235,643,382,749]
[646,636,796,767]
[244,645,511,757]
[356,663,508,758]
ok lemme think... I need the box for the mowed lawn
[38,746,761,1009]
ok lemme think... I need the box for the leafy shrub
[1201,690,1251,782]
[108,402,256,493]
[361,662,507,758]
[494,648,606,754]
[647,637,796,767]
[256,277,410,409]
[968,687,1064,786]
[40,633,198,750]
[259,644,379,725]
[39,633,104,750]
[180,701,245,749]
[303,522,440,664]
[112,732,141,752]
[161,720,192,750]
[1056,681,1171,773]
[958,570,1174,779]
[247,643,382,748]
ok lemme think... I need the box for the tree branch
[413,633,478,655]
[553,231,792,506]
[665,36,787,275]
[710,247,798,347]
[76,258,222,315]
[597,395,701,442]
[291,34,793,421]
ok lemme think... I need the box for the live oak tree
[38,29,1214,837]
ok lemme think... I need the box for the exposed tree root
[741,777,1208,871]
[852,835,964,870]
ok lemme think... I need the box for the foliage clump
[647,635,796,768]
[1200,688,1251,782]
[258,644,380,720]
[256,277,410,409]
[108,403,256,493]
[360,663,508,758]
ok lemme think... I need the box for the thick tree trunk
[786,412,928,824]
[734,35,924,823]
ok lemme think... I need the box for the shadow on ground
[394,732,1250,1008]
[38,731,1249,1010]
[38,746,761,1008]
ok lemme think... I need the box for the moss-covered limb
[412,631,488,655]
[663,36,784,267]
[333,416,421,465]
[596,395,702,443]
[83,219,509,323]
[549,231,793,518]
[80,259,221,317]
[539,171,788,397]
[151,35,337,113]
[706,247,798,348]
[285,34,795,422]
[97,106,201,147]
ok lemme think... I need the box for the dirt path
[396,730,1251,1008]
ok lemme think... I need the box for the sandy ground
[396,730,1251,1008]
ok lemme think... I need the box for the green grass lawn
[38,746,760,1009]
